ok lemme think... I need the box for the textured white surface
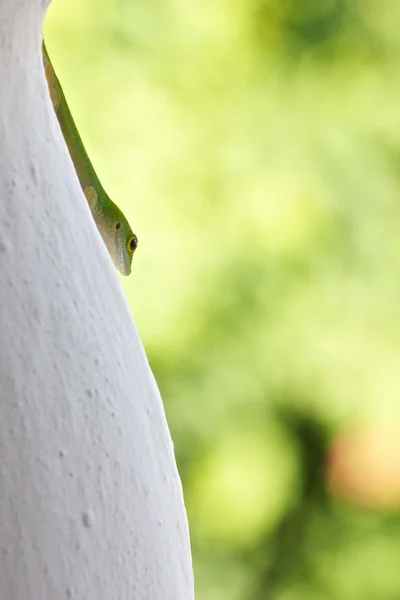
[0,1,194,598]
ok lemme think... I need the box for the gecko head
[97,196,138,276]
[111,218,138,276]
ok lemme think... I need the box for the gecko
[42,41,138,276]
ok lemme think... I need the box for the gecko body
[42,41,137,275]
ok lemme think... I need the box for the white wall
[0,1,194,598]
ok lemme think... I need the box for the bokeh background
[45,1,400,598]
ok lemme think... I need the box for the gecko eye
[115,222,121,230]
[127,235,138,253]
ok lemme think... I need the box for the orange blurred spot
[326,425,400,510]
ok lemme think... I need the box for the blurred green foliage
[45,1,400,598]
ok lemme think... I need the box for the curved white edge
[0,1,195,598]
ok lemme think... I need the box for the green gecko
[42,41,138,275]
